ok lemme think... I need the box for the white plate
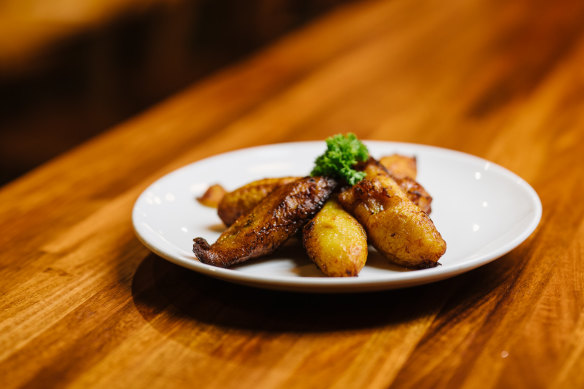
[132,141,542,293]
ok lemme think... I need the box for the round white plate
[132,141,542,293]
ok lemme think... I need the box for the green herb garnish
[311,133,369,185]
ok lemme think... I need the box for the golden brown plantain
[379,154,417,179]
[197,184,227,208]
[363,157,432,214]
[303,198,368,277]
[217,177,300,226]
[394,176,433,215]
[193,176,337,268]
[338,174,446,269]
[216,155,431,224]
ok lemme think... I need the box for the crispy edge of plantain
[379,154,417,180]
[194,176,337,268]
[362,157,432,214]
[197,184,227,208]
[217,177,300,226]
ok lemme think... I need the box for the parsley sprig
[311,133,369,185]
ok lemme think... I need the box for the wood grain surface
[2,0,584,387]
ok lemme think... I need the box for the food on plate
[311,133,369,185]
[302,198,368,277]
[197,184,227,208]
[379,154,417,179]
[218,177,299,226]
[193,176,337,268]
[338,165,446,269]
[215,154,431,223]
[394,175,433,215]
[363,158,433,214]
[377,154,435,213]
[192,133,446,275]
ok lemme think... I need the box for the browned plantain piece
[338,173,446,269]
[218,177,300,226]
[194,176,337,268]
[363,157,432,214]
[395,176,433,215]
[379,154,417,179]
[197,184,227,208]
[217,155,431,225]
[303,198,368,277]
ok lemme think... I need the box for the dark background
[0,0,353,185]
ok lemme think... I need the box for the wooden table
[2,0,584,387]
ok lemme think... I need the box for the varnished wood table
[2,0,584,387]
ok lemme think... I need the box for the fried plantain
[194,176,337,268]
[338,173,446,269]
[303,198,368,277]
[394,176,433,215]
[216,154,431,225]
[197,184,227,208]
[379,154,417,179]
[217,177,300,226]
[363,157,432,214]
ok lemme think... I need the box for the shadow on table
[130,251,517,337]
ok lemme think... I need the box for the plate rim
[132,140,542,293]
